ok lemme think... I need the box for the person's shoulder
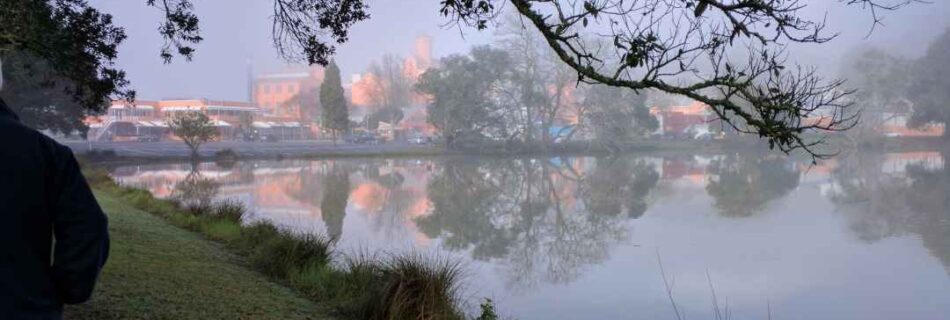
[0,118,74,158]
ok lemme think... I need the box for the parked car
[241,131,261,142]
[345,133,382,144]
[136,134,161,142]
[407,136,430,145]
[694,132,716,141]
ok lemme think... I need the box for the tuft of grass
[233,222,281,251]
[183,201,215,216]
[476,298,499,320]
[213,199,246,222]
[366,253,465,320]
[248,231,335,278]
[310,252,385,314]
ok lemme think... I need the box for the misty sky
[88,0,950,102]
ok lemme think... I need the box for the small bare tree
[169,111,218,158]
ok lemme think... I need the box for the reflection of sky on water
[107,152,950,320]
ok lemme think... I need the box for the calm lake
[106,151,950,320]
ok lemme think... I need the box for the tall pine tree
[320,61,348,144]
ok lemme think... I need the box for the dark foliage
[0,0,131,133]
[908,28,950,134]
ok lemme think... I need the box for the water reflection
[706,155,800,217]
[828,151,949,273]
[416,157,659,288]
[109,151,950,319]
[321,164,351,240]
[171,170,220,209]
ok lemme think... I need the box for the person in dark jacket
[0,76,110,318]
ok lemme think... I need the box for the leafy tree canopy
[0,0,131,132]
[584,84,658,142]
[320,60,348,142]
[840,47,912,140]
[416,46,512,146]
[908,28,950,133]
[169,111,218,157]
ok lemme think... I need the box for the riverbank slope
[64,191,327,320]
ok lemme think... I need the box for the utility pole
[246,57,254,104]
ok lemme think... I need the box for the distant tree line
[842,28,950,140]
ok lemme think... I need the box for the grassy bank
[82,169,492,320]
[64,192,324,319]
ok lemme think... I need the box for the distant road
[62,140,441,158]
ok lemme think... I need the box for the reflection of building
[878,113,945,137]
[659,155,711,186]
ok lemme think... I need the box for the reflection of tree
[321,164,351,240]
[417,161,512,260]
[285,162,353,239]
[905,162,950,272]
[583,157,659,219]
[417,157,660,289]
[375,171,405,189]
[235,162,256,184]
[828,154,914,242]
[172,170,221,209]
[829,152,950,273]
[705,155,800,217]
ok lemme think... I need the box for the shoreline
[70,136,948,166]
[64,140,768,163]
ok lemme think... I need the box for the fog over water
[88,0,950,101]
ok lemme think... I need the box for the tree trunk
[541,121,551,148]
[185,140,201,161]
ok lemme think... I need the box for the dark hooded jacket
[0,98,109,319]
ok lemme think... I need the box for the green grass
[64,192,327,320]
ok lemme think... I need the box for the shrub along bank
[84,169,493,320]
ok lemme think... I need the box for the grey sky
[88,0,950,102]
